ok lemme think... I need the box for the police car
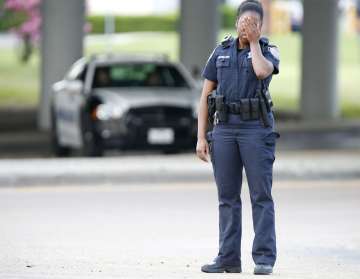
[50,54,199,157]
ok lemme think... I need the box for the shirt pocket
[216,57,230,68]
[216,57,231,84]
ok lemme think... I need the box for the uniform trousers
[207,112,279,267]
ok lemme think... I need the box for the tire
[51,108,72,157]
[82,131,104,157]
[162,147,181,155]
[80,111,104,157]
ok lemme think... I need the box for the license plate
[147,128,174,144]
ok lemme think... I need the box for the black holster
[215,95,228,123]
[256,80,273,127]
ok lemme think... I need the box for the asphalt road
[0,179,359,278]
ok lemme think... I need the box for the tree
[4,0,41,63]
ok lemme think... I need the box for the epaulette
[220,35,234,48]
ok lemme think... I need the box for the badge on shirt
[247,52,252,59]
[218,55,230,60]
[268,46,280,60]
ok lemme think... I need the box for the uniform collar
[233,36,269,52]
[232,37,249,53]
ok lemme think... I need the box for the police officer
[196,0,280,275]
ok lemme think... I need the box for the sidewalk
[1,150,360,187]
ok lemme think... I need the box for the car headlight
[96,104,126,120]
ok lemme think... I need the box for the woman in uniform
[196,0,280,275]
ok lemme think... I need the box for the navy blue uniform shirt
[202,36,280,102]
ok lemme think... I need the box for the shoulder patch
[259,37,269,46]
[205,47,218,65]
[268,46,280,60]
[259,37,270,53]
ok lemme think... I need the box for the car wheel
[82,131,104,157]
[81,111,104,157]
[51,108,72,157]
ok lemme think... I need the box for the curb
[1,155,360,187]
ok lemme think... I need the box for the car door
[55,59,87,148]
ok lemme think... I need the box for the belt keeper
[240,99,251,120]
[228,103,235,113]
[229,103,240,114]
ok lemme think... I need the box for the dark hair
[236,0,264,21]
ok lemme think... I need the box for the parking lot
[0,177,359,279]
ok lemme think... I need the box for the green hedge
[221,5,237,29]
[88,14,178,33]
[0,5,237,33]
[87,5,237,34]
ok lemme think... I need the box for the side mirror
[68,80,84,93]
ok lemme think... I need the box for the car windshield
[92,63,189,88]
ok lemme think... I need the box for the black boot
[254,264,273,275]
[201,262,242,273]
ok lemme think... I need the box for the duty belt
[209,96,272,127]
[207,87,274,127]
[223,98,264,121]
[226,99,261,115]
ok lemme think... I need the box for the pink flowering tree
[4,0,41,63]
[3,0,91,63]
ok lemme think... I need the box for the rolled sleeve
[201,48,218,82]
[264,46,280,75]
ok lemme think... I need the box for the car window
[92,63,189,88]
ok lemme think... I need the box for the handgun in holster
[256,81,272,128]
[262,88,274,112]
[215,95,228,123]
